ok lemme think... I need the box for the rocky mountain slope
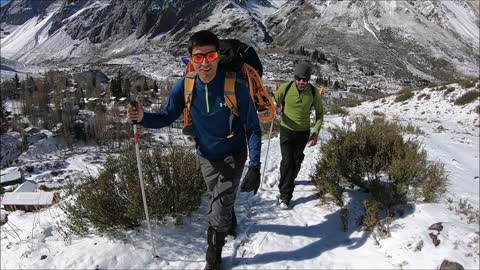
[1,0,478,82]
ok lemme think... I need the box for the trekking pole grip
[130,100,139,125]
[129,100,141,145]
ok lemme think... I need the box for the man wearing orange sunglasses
[127,30,261,270]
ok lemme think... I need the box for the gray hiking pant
[198,148,247,232]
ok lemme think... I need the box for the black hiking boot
[205,227,227,270]
[227,209,237,238]
[203,263,221,270]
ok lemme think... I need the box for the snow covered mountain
[1,0,479,81]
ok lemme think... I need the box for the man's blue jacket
[140,70,261,168]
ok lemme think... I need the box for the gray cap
[294,62,312,80]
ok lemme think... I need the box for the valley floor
[1,86,479,269]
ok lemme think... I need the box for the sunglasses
[191,51,219,64]
[295,76,309,83]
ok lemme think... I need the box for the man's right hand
[275,105,283,121]
[127,97,144,123]
[276,104,283,113]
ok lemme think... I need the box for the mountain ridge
[0,0,478,82]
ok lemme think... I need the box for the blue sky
[0,0,7,5]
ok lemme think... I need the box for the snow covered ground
[1,84,479,269]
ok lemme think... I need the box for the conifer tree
[143,77,148,92]
[110,71,123,98]
[14,73,20,90]
[312,49,319,61]
[152,80,158,92]
[319,52,326,62]
[123,77,131,97]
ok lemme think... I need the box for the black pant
[198,149,246,232]
[278,126,310,203]
[198,149,247,266]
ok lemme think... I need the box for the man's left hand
[307,133,318,147]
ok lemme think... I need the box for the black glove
[240,166,261,195]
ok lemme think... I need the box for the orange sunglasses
[191,51,219,64]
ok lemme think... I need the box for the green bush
[436,125,446,133]
[310,117,447,208]
[421,161,447,202]
[394,88,414,102]
[327,104,348,116]
[62,146,205,235]
[373,110,385,117]
[446,79,475,88]
[454,91,480,106]
[427,82,438,88]
[417,93,427,101]
[445,79,476,89]
[459,80,476,89]
[363,198,381,231]
[310,139,344,204]
[337,98,363,108]
[401,123,424,135]
[417,93,432,100]
[443,87,455,96]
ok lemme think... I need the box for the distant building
[1,192,60,212]
[13,180,37,193]
[0,167,23,186]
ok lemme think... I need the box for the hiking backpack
[182,39,275,136]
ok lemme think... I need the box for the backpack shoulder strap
[308,83,325,96]
[224,71,239,139]
[281,81,295,109]
[184,72,196,109]
[183,72,196,127]
[309,83,316,97]
[224,71,239,116]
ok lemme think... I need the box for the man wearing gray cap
[274,61,324,209]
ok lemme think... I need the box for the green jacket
[275,82,324,135]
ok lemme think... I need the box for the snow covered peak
[0,0,478,82]
[0,0,57,26]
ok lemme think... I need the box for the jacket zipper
[205,84,210,113]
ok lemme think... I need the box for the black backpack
[218,39,263,77]
[182,39,275,129]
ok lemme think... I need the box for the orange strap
[183,72,196,126]
[224,72,238,116]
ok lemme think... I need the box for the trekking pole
[131,100,159,259]
[260,89,280,191]
[260,115,276,191]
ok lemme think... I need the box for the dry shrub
[454,90,480,106]
[62,146,204,235]
[310,117,447,228]
[394,88,414,102]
